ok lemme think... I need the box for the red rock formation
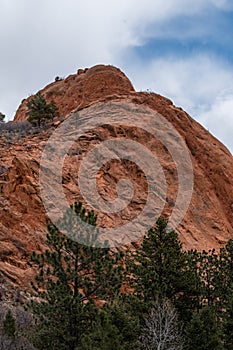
[0,64,232,288]
[14,65,135,122]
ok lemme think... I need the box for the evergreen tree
[198,249,221,308]
[78,300,141,350]
[3,310,16,339]
[219,240,233,307]
[178,249,204,314]
[223,297,233,349]
[0,112,5,123]
[28,202,124,350]
[185,306,224,350]
[78,309,126,350]
[127,218,199,317]
[27,92,59,127]
[103,300,141,350]
[47,99,59,121]
[0,310,18,350]
[219,240,233,348]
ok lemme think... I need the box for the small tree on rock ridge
[0,112,5,123]
[27,92,59,127]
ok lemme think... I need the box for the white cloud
[211,0,233,10]
[199,93,233,151]
[125,54,233,152]
[0,0,233,153]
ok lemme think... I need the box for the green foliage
[127,218,200,318]
[26,212,233,349]
[219,240,233,306]
[78,310,126,350]
[26,92,59,127]
[185,307,224,350]
[0,112,5,122]
[77,300,141,350]
[28,202,124,350]
[223,297,233,349]
[198,249,220,308]
[3,310,16,339]
[219,240,233,349]
[103,301,141,350]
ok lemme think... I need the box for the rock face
[0,64,233,288]
[14,65,135,122]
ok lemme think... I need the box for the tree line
[1,203,233,349]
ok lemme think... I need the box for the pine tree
[47,99,59,120]
[223,297,233,349]
[185,307,224,350]
[78,309,125,350]
[198,249,221,308]
[26,92,59,127]
[28,202,124,350]
[127,218,199,317]
[219,239,233,307]
[102,300,141,350]
[78,300,141,350]
[3,310,16,339]
[219,240,233,348]
[0,310,18,350]
[0,112,5,123]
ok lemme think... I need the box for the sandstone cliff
[0,64,233,288]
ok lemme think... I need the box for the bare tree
[140,300,183,350]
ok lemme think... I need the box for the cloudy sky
[1,0,233,152]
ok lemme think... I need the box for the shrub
[27,92,59,127]
[0,112,5,123]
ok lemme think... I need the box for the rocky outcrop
[0,64,232,288]
[14,65,135,122]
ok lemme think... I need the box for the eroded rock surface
[0,64,232,287]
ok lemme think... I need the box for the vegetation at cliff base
[1,203,233,349]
